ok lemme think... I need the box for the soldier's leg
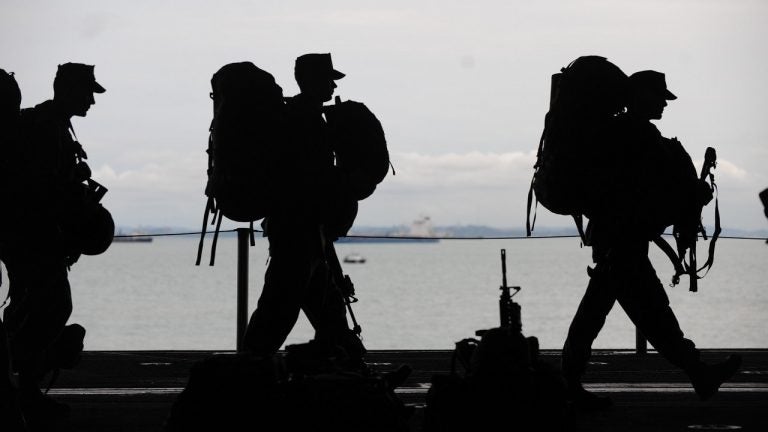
[244,237,313,356]
[299,242,367,368]
[302,259,358,346]
[614,255,700,370]
[6,256,72,382]
[617,254,741,400]
[2,253,73,421]
[561,263,617,384]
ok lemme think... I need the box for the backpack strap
[572,214,587,245]
[195,196,214,266]
[686,147,720,292]
[696,175,721,276]
[67,122,88,162]
[653,236,686,286]
[209,208,223,266]
[196,130,217,266]
[526,122,547,236]
[526,175,538,237]
[659,147,720,292]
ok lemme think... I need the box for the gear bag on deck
[526,56,629,238]
[196,62,286,266]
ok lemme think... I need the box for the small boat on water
[343,253,366,264]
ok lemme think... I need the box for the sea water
[2,236,766,351]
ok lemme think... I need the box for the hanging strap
[697,179,721,276]
[195,196,214,266]
[687,235,699,293]
[688,147,719,291]
[196,130,217,266]
[526,124,547,237]
[67,123,88,162]
[659,147,719,292]
[573,214,587,245]
[209,208,223,266]
[653,236,686,286]
[526,174,538,237]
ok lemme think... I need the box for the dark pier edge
[40,348,768,431]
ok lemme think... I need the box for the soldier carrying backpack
[0,63,111,426]
[532,58,742,409]
[193,53,390,368]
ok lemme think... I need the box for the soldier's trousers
[562,241,701,383]
[0,248,72,379]
[244,230,350,356]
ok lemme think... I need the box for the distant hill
[118,224,768,240]
[348,224,768,239]
[117,225,196,236]
[348,224,580,238]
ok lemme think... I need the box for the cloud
[89,151,207,227]
[91,151,205,194]
[386,151,537,190]
[691,157,749,181]
[85,148,764,230]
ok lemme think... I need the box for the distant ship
[113,231,153,243]
[337,216,442,243]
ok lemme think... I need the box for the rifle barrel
[501,249,507,288]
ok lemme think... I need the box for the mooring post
[635,327,647,355]
[236,228,250,352]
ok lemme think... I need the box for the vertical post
[635,327,647,355]
[236,228,250,352]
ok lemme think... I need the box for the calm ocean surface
[3,236,766,351]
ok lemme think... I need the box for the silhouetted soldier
[561,70,741,409]
[0,63,103,422]
[244,54,363,365]
[0,68,26,431]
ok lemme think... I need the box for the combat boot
[566,381,612,411]
[688,354,742,400]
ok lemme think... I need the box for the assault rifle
[475,249,521,337]
[498,249,522,331]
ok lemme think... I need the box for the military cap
[295,53,345,81]
[55,63,106,94]
[629,70,676,100]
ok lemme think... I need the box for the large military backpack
[0,68,20,116]
[0,69,21,235]
[526,56,629,236]
[196,62,285,266]
[324,97,391,201]
[320,97,391,239]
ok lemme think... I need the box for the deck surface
[30,349,768,431]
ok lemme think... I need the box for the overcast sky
[2,0,766,230]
